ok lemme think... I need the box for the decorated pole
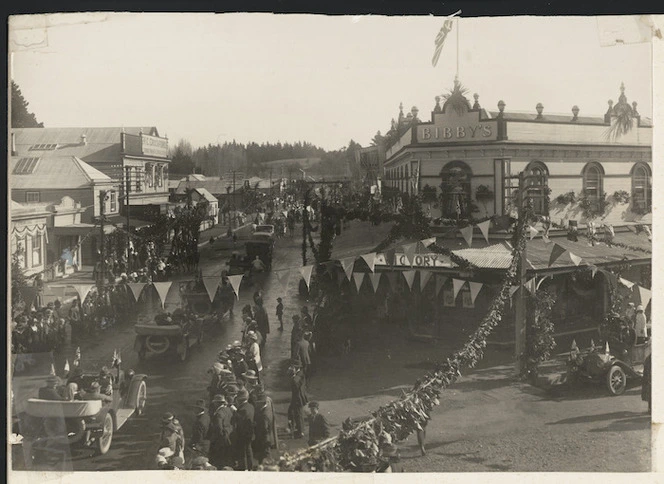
[514,172,528,374]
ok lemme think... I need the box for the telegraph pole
[98,190,108,291]
[514,171,529,374]
[232,170,237,228]
[125,167,131,260]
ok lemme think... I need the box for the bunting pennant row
[468,281,483,304]
[548,243,567,267]
[419,270,432,291]
[460,226,474,247]
[341,257,356,281]
[476,220,491,244]
[435,275,449,296]
[300,266,314,290]
[361,253,377,273]
[227,275,243,300]
[452,279,466,299]
[369,273,382,293]
[153,282,173,309]
[127,283,147,302]
[202,277,220,303]
[353,272,366,292]
[403,270,417,290]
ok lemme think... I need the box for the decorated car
[17,361,147,462]
[566,332,651,396]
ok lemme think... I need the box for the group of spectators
[11,301,67,354]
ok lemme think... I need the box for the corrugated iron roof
[194,188,218,203]
[10,155,112,189]
[175,178,229,195]
[452,243,513,269]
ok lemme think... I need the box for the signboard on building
[374,252,452,268]
[141,134,169,158]
[416,111,498,144]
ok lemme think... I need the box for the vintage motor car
[18,366,147,461]
[134,313,203,362]
[245,238,274,271]
[567,330,651,396]
[253,224,276,240]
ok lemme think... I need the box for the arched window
[582,162,604,202]
[525,161,549,215]
[631,163,652,213]
[440,161,472,219]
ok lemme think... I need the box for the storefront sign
[416,111,498,143]
[375,252,452,268]
[141,134,169,158]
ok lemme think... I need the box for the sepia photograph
[6,10,661,477]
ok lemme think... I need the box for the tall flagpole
[456,17,460,81]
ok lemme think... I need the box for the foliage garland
[279,204,529,472]
[520,289,557,381]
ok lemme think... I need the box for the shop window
[110,191,117,212]
[31,234,42,267]
[440,161,472,219]
[145,164,153,188]
[631,163,652,213]
[525,161,549,215]
[26,191,40,203]
[582,162,604,201]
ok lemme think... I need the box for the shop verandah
[321,223,651,352]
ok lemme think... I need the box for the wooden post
[514,172,528,374]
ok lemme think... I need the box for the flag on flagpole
[64,360,70,373]
[432,14,457,67]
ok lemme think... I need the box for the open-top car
[18,365,147,463]
[567,331,651,396]
[253,224,275,240]
[134,312,203,362]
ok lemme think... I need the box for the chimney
[11,132,16,155]
[80,133,87,145]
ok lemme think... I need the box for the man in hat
[229,348,249,381]
[208,362,227,403]
[241,370,259,396]
[288,360,308,439]
[252,383,278,464]
[276,297,284,331]
[81,381,113,403]
[160,413,184,459]
[208,394,234,469]
[254,298,270,348]
[291,315,303,360]
[99,366,114,396]
[245,331,263,383]
[625,302,636,327]
[635,305,649,344]
[39,375,67,401]
[300,306,313,329]
[307,401,330,446]
[232,388,255,470]
[189,399,211,456]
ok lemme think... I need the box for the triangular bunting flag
[403,270,417,290]
[71,284,95,304]
[64,359,70,373]
[460,226,473,247]
[202,277,220,303]
[419,270,432,291]
[569,252,582,266]
[153,282,173,309]
[477,220,491,244]
[542,235,552,244]
[452,279,466,299]
[509,285,520,298]
[386,272,398,291]
[282,211,288,218]
[275,269,292,289]
[435,275,449,296]
[548,243,567,267]
[420,237,436,248]
[127,283,147,302]
[361,253,377,273]
[353,272,365,292]
[341,257,356,281]
[300,265,314,290]
[619,278,635,289]
[637,285,652,308]
[468,281,483,304]
[570,339,578,352]
[528,226,539,240]
[605,342,610,355]
[384,248,396,267]
[524,278,537,295]
[403,243,418,266]
[369,273,382,293]
[227,275,243,300]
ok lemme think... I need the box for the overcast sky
[9,13,653,151]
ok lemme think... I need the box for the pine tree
[11,81,44,128]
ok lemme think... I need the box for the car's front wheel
[606,365,627,396]
[96,413,114,455]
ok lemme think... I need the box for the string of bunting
[277,204,529,472]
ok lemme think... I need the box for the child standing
[276,297,284,331]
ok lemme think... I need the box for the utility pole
[514,171,529,374]
[232,170,237,228]
[98,190,108,291]
[125,167,131,260]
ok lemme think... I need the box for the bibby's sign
[416,110,498,143]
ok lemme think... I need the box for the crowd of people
[153,292,333,471]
